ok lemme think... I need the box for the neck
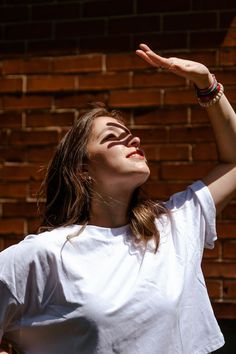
[89,187,134,228]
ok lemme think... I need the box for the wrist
[194,72,214,90]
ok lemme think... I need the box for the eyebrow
[97,122,131,139]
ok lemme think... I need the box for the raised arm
[136,43,236,214]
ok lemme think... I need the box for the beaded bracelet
[195,74,224,108]
[197,83,224,108]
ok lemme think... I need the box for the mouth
[126,149,145,159]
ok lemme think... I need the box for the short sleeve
[0,281,20,340]
[166,180,217,250]
[189,180,217,249]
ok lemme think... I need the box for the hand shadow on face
[100,122,137,149]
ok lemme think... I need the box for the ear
[78,164,92,181]
[81,157,90,172]
[81,163,89,173]
[77,171,92,184]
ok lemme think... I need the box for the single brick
[53,55,103,73]
[109,89,161,108]
[27,75,76,93]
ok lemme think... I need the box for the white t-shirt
[0,181,224,354]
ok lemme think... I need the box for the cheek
[91,145,123,162]
[96,153,122,169]
[88,148,124,174]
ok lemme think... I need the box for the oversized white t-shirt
[0,181,224,354]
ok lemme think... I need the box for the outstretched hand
[136,43,213,89]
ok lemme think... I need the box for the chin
[133,169,150,187]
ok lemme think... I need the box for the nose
[128,134,140,147]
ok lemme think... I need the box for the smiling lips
[126,149,145,159]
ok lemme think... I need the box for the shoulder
[0,230,51,270]
[0,224,79,262]
[0,224,79,302]
[165,180,214,212]
[164,180,217,249]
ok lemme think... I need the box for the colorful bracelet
[195,74,217,96]
[195,74,224,108]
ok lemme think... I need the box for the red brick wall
[0,0,236,319]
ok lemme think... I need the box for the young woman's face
[86,116,150,191]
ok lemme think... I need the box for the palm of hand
[136,44,212,89]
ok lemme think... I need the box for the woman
[0,44,236,354]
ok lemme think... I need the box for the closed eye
[100,134,118,143]
[100,131,130,144]
[104,133,117,140]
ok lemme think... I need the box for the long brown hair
[38,103,167,252]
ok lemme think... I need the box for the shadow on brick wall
[0,1,235,57]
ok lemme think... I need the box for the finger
[139,43,152,52]
[138,44,172,68]
[145,50,172,69]
[137,44,194,74]
[136,50,156,67]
